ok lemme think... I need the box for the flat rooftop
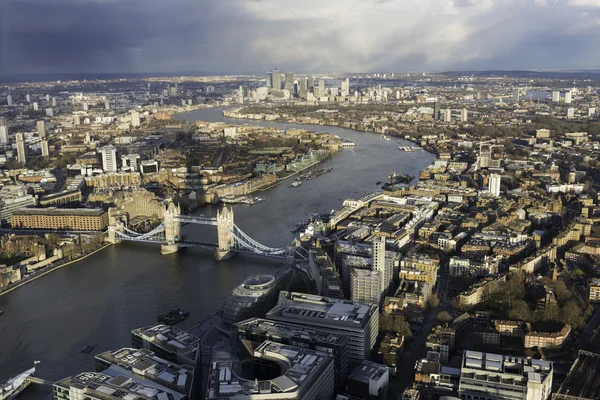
[14,207,105,216]
[267,292,376,329]
[55,371,185,400]
[349,360,388,383]
[236,317,347,346]
[206,340,332,399]
[132,325,199,358]
[95,348,194,394]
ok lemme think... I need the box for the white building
[0,185,37,225]
[350,268,382,305]
[551,91,560,102]
[36,120,46,137]
[121,154,140,171]
[460,109,468,123]
[564,91,572,104]
[6,95,12,106]
[41,140,49,157]
[15,133,26,164]
[131,111,141,127]
[99,145,118,172]
[341,78,350,97]
[488,173,501,197]
[458,351,553,400]
[567,107,575,119]
[0,124,8,145]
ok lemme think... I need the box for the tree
[508,300,532,322]
[428,294,440,309]
[437,311,452,323]
[379,313,412,337]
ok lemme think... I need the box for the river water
[0,107,435,389]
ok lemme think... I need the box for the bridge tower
[161,200,181,255]
[215,206,235,261]
[107,223,123,244]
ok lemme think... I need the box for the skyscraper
[341,78,350,97]
[36,120,46,137]
[284,72,294,91]
[0,118,8,145]
[373,235,389,294]
[265,71,273,88]
[41,139,49,157]
[16,133,26,164]
[552,91,560,102]
[52,97,57,107]
[307,75,314,90]
[443,109,452,122]
[6,95,12,106]
[460,109,468,122]
[433,102,441,120]
[271,68,282,90]
[564,91,572,104]
[489,173,501,197]
[99,145,118,172]
[513,88,520,102]
[318,79,325,94]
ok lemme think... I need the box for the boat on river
[1,367,36,400]
[157,308,189,325]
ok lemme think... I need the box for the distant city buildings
[99,145,118,172]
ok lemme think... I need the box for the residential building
[524,324,571,349]
[11,208,109,231]
[16,133,26,164]
[489,173,501,197]
[589,278,600,303]
[99,145,118,172]
[36,120,46,137]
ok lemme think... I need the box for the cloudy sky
[1,0,600,75]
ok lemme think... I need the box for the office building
[433,102,441,120]
[53,371,185,400]
[235,317,348,393]
[11,208,109,231]
[0,185,37,225]
[99,145,118,172]
[345,361,389,400]
[131,111,141,127]
[131,325,200,367]
[7,95,12,106]
[307,75,314,90]
[36,120,46,137]
[16,133,26,164]
[318,79,325,95]
[285,72,294,91]
[513,88,520,102]
[140,160,159,174]
[271,68,282,90]
[266,291,379,368]
[373,235,391,293]
[206,341,334,400]
[458,351,553,400]
[564,91,572,104]
[555,329,600,400]
[489,173,501,197]
[341,78,350,97]
[94,348,194,399]
[121,154,140,171]
[265,71,273,88]
[41,139,49,157]
[552,91,560,102]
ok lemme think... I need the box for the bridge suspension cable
[232,225,287,254]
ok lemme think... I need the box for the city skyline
[2,0,600,76]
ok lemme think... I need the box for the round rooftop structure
[243,274,276,290]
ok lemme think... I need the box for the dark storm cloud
[1,0,600,75]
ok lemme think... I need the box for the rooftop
[206,341,332,399]
[267,292,376,329]
[13,207,106,217]
[348,360,389,383]
[132,325,199,359]
[236,317,347,346]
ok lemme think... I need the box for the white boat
[381,135,391,141]
[1,367,36,400]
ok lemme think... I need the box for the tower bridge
[108,201,300,262]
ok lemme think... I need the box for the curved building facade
[222,268,294,324]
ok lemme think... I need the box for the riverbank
[224,108,439,155]
[0,243,112,298]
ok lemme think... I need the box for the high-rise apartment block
[131,111,141,128]
[16,133,26,164]
[0,117,8,144]
[552,91,560,102]
[564,91,572,104]
[99,145,118,172]
[489,173,501,197]
[36,120,46,137]
[341,78,350,96]
[6,95,12,106]
[41,140,49,157]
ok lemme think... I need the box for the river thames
[0,108,435,389]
